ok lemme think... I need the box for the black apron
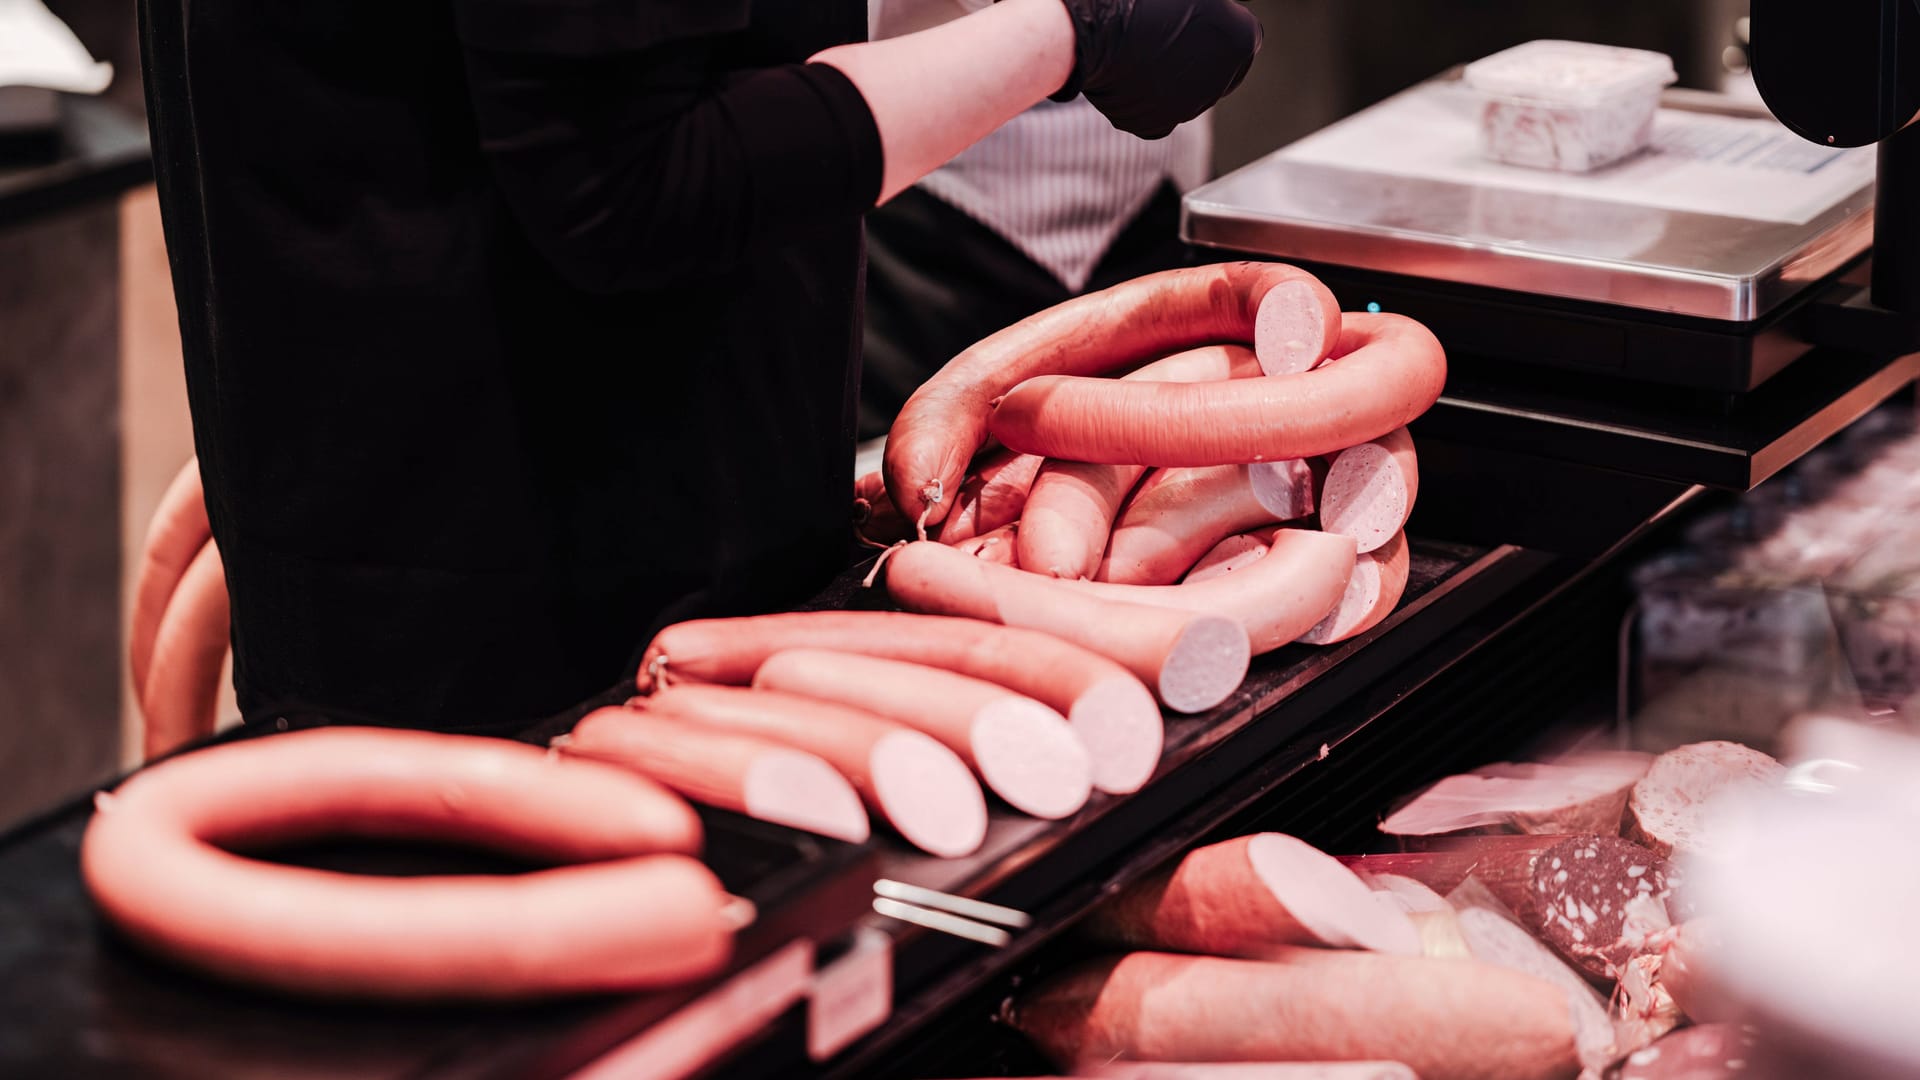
[137,1,868,734]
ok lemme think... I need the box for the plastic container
[1462,40,1677,172]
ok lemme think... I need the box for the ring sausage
[753,649,1093,820]
[140,541,230,761]
[1021,345,1264,580]
[1297,531,1410,646]
[637,684,987,856]
[561,707,870,843]
[1320,428,1418,555]
[1097,465,1304,586]
[881,541,1251,713]
[1010,950,1580,1080]
[81,728,727,1000]
[637,610,1163,795]
[885,263,1342,528]
[987,313,1445,468]
[130,458,212,703]
[1055,528,1357,654]
[1084,833,1422,958]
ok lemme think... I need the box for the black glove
[1052,0,1263,139]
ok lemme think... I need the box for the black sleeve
[454,5,884,294]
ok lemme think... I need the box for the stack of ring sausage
[854,263,1443,716]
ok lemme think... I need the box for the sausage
[1021,345,1265,580]
[1247,457,1321,524]
[885,263,1342,528]
[635,684,988,857]
[988,313,1446,468]
[882,541,1251,713]
[1081,1066,1420,1080]
[1341,834,1682,983]
[637,610,1163,795]
[1053,528,1358,654]
[937,449,1045,544]
[81,728,728,1000]
[1008,950,1580,1080]
[1098,465,1304,586]
[1378,750,1653,839]
[1608,1024,1759,1080]
[1182,531,1275,584]
[1449,900,1617,1072]
[130,457,212,703]
[1320,428,1418,555]
[854,469,915,545]
[1296,531,1410,646]
[561,706,870,843]
[1084,833,1422,958]
[140,541,230,761]
[951,521,1021,566]
[753,649,1093,820]
[1623,741,1783,859]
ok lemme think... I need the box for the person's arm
[819,0,1073,203]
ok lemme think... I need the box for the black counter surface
[0,97,150,230]
[0,539,1554,1079]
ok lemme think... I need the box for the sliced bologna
[1296,531,1410,646]
[1320,427,1418,554]
[81,728,728,1000]
[1084,833,1422,958]
[1053,528,1357,654]
[1009,949,1580,1080]
[1623,741,1783,859]
[1379,751,1653,839]
[637,610,1163,795]
[140,540,231,761]
[753,649,1092,820]
[130,457,212,703]
[1021,344,1264,581]
[636,684,987,858]
[886,262,1342,528]
[882,541,1251,714]
[561,707,870,844]
[987,313,1445,468]
[1097,465,1301,586]
[938,449,1045,544]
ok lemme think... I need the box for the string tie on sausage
[640,653,674,694]
[914,479,943,542]
[861,541,908,589]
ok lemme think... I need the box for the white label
[807,927,894,1062]
[1279,82,1875,225]
[571,939,814,1080]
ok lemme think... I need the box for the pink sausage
[130,457,212,703]
[1097,465,1305,586]
[637,610,1163,795]
[882,541,1252,713]
[753,649,1093,820]
[952,521,1021,566]
[1320,427,1418,554]
[937,449,1045,544]
[638,684,988,857]
[885,263,1343,528]
[141,541,230,761]
[1020,345,1265,580]
[988,313,1446,468]
[1053,528,1358,654]
[1183,530,1277,584]
[1297,531,1410,645]
[561,707,870,843]
[81,728,727,1001]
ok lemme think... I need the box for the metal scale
[1182,2,1920,549]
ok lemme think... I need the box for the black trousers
[858,181,1190,441]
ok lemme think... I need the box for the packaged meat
[1462,40,1676,172]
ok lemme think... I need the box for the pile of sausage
[997,738,1787,1079]
[857,262,1445,715]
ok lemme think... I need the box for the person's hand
[1053,0,1262,139]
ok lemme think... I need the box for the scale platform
[1185,74,1919,498]
[1184,76,1877,393]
